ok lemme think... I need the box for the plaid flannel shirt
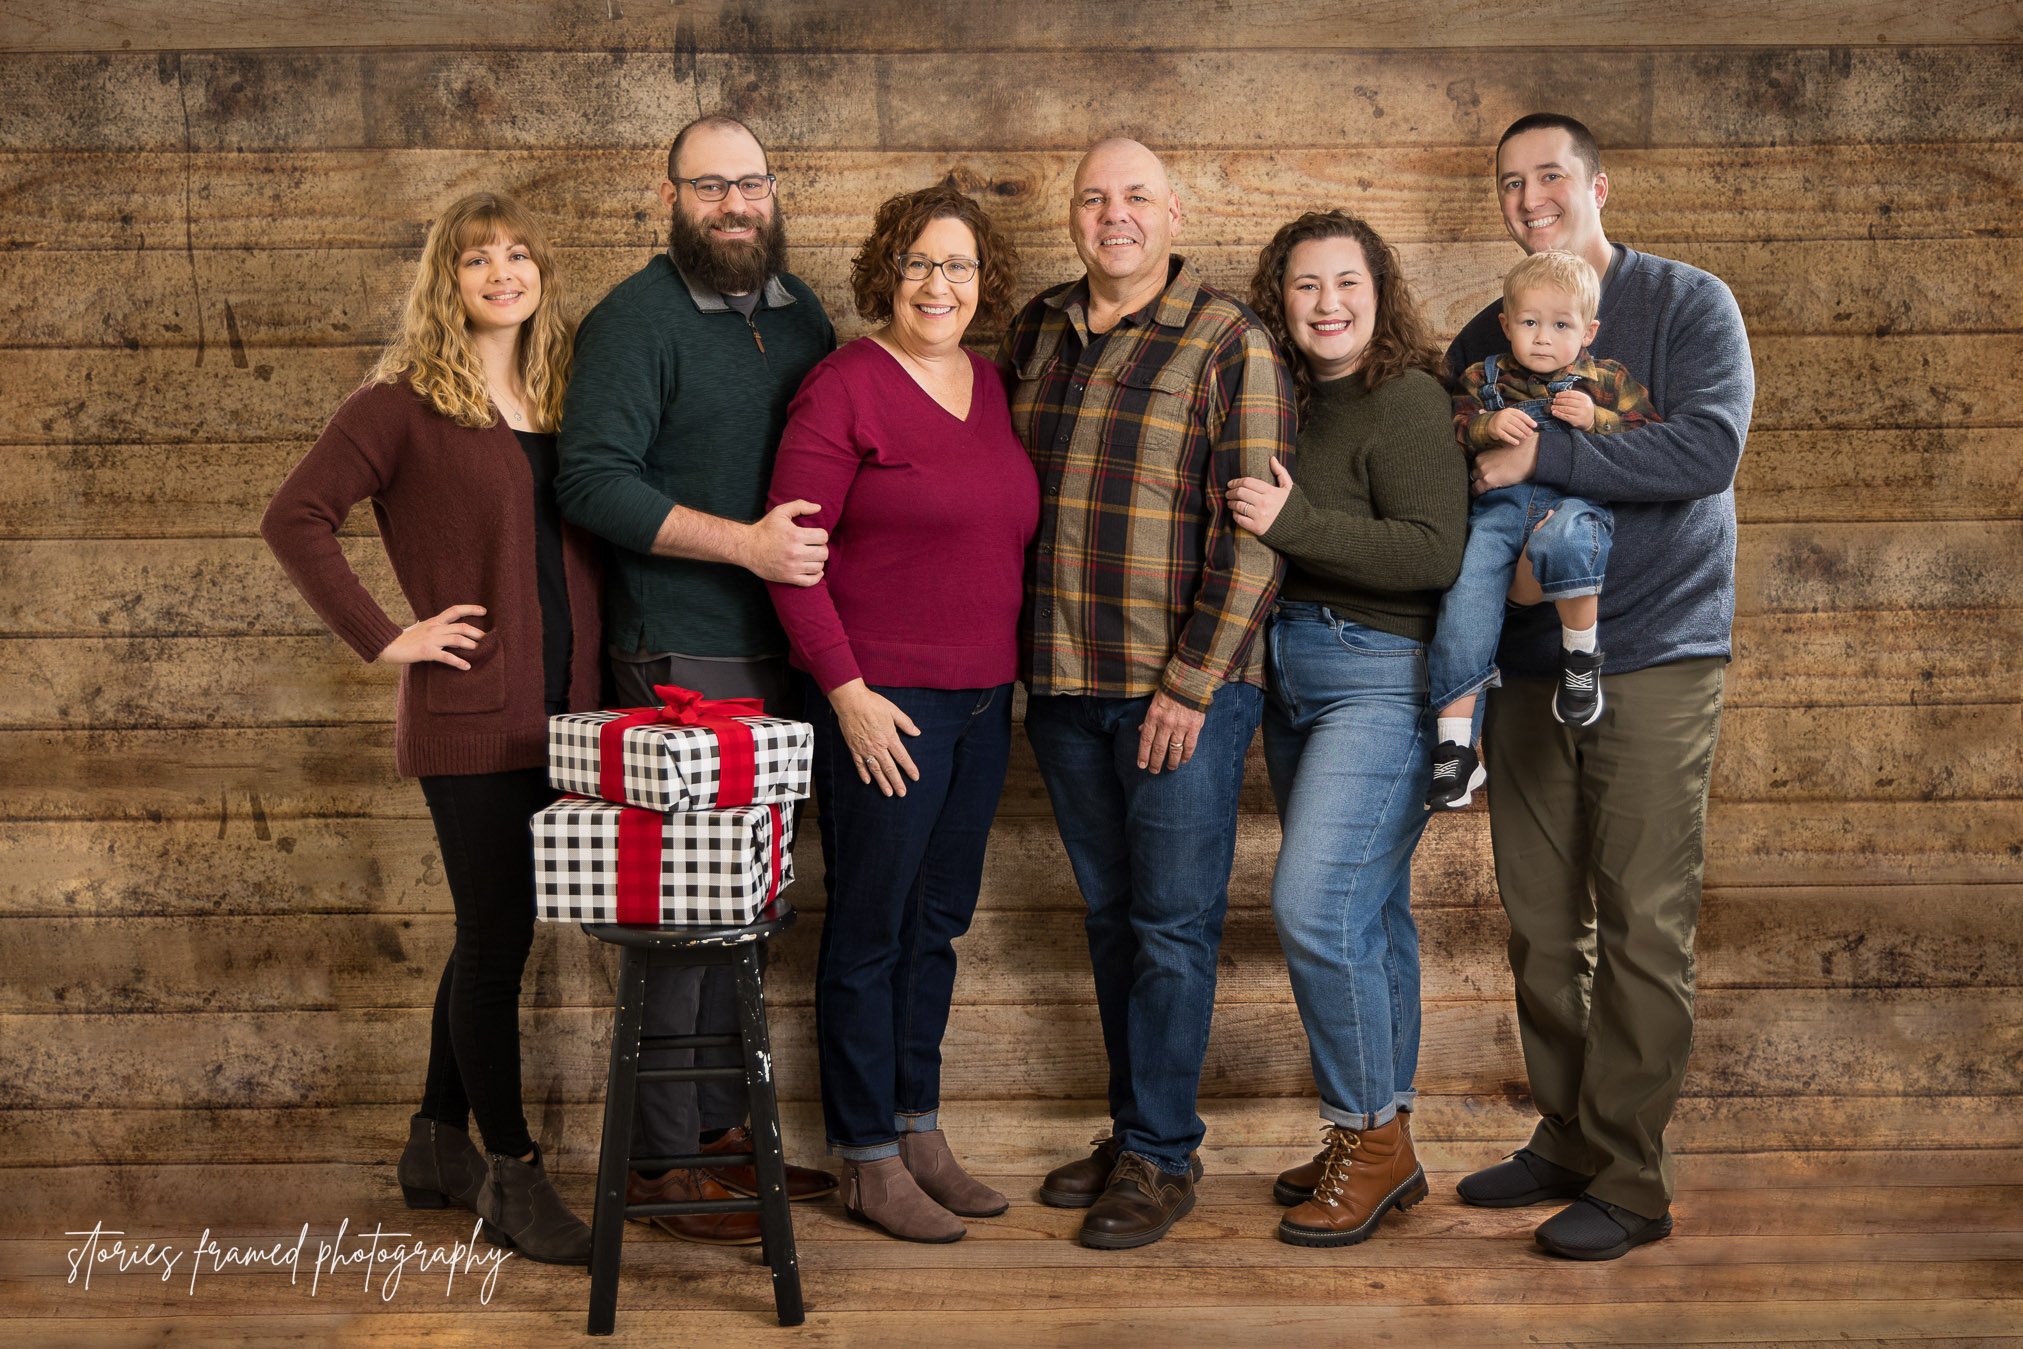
[1454,352,1660,451]
[1000,257,1295,711]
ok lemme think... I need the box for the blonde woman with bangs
[263,191,602,1266]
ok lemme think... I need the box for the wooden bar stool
[582,899,803,1334]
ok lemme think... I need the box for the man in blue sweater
[1444,114,1754,1260]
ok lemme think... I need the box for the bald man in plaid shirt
[999,138,1295,1250]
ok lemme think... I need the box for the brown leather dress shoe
[1276,1117,1428,1247]
[1079,1152,1197,1249]
[1040,1134,1204,1208]
[626,1168,763,1245]
[1275,1106,1411,1206]
[698,1124,839,1202]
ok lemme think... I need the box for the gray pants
[608,647,800,1156]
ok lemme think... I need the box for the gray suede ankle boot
[478,1146,592,1266]
[898,1129,1009,1217]
[396,1115,487,1212]
[843,1156,965,1243]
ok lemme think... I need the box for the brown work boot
[625,1167,762,1245]
[898,1128,1008,1217]
[842,1156,965,1243]
[1079,1152,1197,1250]
[1274,1106,1411,1206]
[698,1123,839,1202]
[1276,1117,1428,1247]
[1040,1133,1204,1208]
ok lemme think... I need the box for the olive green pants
[1483,656,1725,1218]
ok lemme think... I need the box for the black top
[513,429,575,705]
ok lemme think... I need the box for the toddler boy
[1426,251,1658,809]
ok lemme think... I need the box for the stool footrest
[637,1066,745,1084]
[627,1198,761,1218]
[639,1033,739,1051]
[631,1152,753,1171]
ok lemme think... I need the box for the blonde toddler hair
[1502,250,1601,325]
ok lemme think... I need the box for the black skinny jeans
[416,765,559,1157]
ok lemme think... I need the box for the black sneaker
[1534,1194,1673,1260]
[1552,647,1605,727]
[1426,741,1486,810]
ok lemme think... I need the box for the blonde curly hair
[369,191,572,431]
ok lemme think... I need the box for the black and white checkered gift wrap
[547,711,811,812]
[532,797,796,925]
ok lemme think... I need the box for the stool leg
[733,943,804,1327]
[588,945,649,1336]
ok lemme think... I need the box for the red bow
[597,683,766,808]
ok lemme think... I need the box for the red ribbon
[596,683,766,808]
[607,799,787,925]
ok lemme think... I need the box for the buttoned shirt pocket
[1106,362,1203,507]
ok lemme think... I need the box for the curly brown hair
[849,185,1020,328]
[1247,211,1445,417]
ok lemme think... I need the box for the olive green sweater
[1260,368,1469,642]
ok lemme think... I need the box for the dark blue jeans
[1023,683,1262,1174]
[807,681,1013,1158]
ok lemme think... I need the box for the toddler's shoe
[1426,742,1486,810]
[1552,648,1606,727]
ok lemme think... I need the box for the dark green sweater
[556,255,835,658]
[1260,368,1469,642]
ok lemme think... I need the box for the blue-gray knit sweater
[1446,244,1754,679]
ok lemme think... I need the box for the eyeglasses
[895,254,980,284]
[671,174,777,202]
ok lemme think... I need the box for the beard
[667,203,789,296]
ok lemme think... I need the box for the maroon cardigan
[262,379,603,777]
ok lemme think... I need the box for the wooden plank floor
[9,1150,2020,1345]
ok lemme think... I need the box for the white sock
[1562,623,1598,655]
[1437,717,1472,748]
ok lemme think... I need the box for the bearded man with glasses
[556,111,841,1243]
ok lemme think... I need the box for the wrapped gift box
[533,796,796,926]
[549,685,811,813]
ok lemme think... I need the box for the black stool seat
[582,899,803,1333]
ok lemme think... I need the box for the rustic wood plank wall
[3,1,2019,1228]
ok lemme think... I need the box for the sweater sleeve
[259,397,409,664]
[1533,276,1752,503]
[554,296,681,553]
[763,360,865,693]
[1263,373,1469,592]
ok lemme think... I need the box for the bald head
[1069,137,1182,299]
[1073,137,1171,197]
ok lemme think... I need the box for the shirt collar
[671,257,796,313]
[1045,255,1198,332]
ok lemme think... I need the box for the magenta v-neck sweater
[765,338,1039,692]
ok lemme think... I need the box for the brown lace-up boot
[1274,1105,1411,1206]
[1275,1116,1428,1247]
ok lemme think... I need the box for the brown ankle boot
[843,1156,965,1243]
[1276,1117,1428,1248]
[898,1129,1008,1217]
[1275,1105,1410,1206]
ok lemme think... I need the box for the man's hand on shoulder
[738,499,830,586]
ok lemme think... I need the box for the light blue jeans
[1427,483,1614,712]
[1262,603,1431,1129]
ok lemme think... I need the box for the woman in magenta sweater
[766,186,1037,1243]
[261,192,601,1266]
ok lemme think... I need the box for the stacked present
[532,684,812,926]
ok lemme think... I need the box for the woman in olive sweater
[1226,211,1469,1250]
[262,192,601,1266]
